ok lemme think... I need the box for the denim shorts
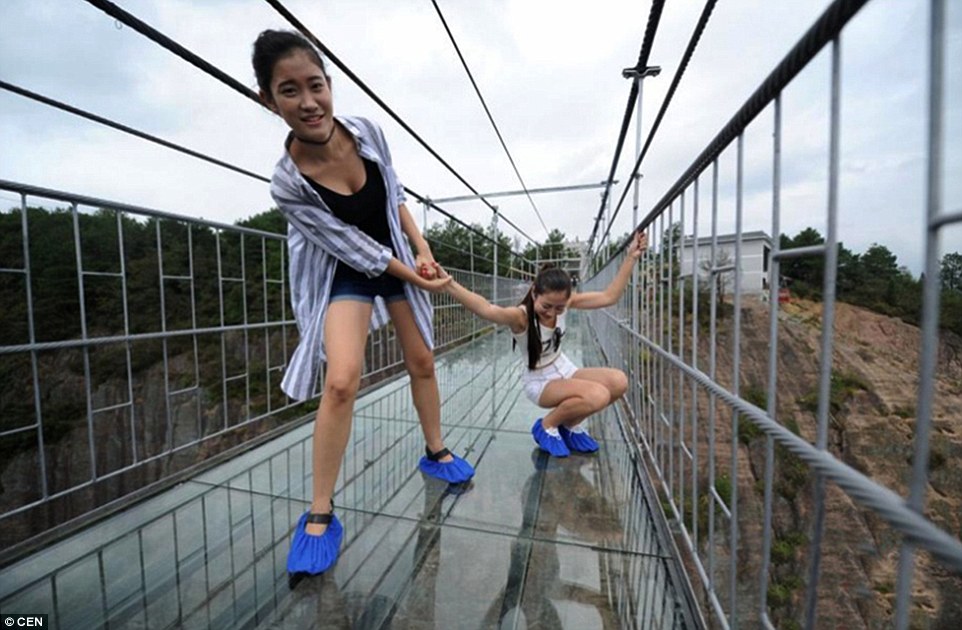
[329,271,406,304]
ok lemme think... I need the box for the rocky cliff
[681,296,962,628]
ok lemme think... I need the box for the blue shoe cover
[419,453,475,483]
[287,511,343,575]
[559,425,599,453]
[531,418,570,457]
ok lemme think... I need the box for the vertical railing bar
[240,235,250,422]
[21,193,49,498]
[667,201,676,501]
[730,132,744,621]
[188,225,201,441]
[171,510,184,623]
[262,239,271,414]
[137,528,149,627]
[708,157,720,591]
[691,175,701,547]
[280,243,289,406]
[678,188,687,519]
[657,212,666,471]
[116,210,138,465]
[156,220,173,453]
[642,241,651,442]
[645,234,658,444]
[72,201,97,480]
[760,93,783,619]
[894,1,944,627]
[804,36,842,630]
[216,231,228,428]
[96,549,108,626]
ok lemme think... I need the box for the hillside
[685,296,962,628]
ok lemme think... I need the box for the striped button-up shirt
[271,116,434,401]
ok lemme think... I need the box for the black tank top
[305,157,393,280]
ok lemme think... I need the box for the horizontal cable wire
[598,0,872,264]
[429,0,549,237]
[603,310,962,574]
[83,0,262,107]
[0,80,270,183]
[622,0,871,262]
[596,0,718,247]
[80,0,537,246]
[587,0,667,252]
[0,84,529,261]
[261,0,538,245]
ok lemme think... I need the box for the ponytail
[513,265,572,370]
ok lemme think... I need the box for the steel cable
[586,0,667,252]
[79,0,537,245]
[0,82,527,260]
[429,0,549,237]
[597,0,719,248]
[262,0,539,245]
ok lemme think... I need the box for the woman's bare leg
[563,368,628,426]
[387,300,452,462]
[537,378,612,429]
[307,299,372,535]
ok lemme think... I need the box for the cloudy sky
[1,0,959,272]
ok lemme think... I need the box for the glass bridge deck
[0,318,695,629]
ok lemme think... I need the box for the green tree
[941,252,962,292]
[781,227,824,298]
[424,219,518,275]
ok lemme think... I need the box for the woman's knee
[586,383,612,411]
[323,371,361,405]
[611,370,629,398]
[405,348,435,379]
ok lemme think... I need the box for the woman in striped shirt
[253,30,474,576]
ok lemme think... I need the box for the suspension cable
[602,0,872,264]
[0,80,270,183]
[79,0,538,245]
[82,0,261,107]
[586,0,666,253]
[0,80,530,261]
[597,0,718,247]
[429,0,549,237]
[261,0,539,245]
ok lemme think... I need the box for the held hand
[629,231,648,260]
[416,252,437,280]
[431,262,451,281]
[414,273,452,293]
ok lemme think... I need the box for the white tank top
[513,306,567,369]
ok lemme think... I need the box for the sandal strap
[306,512,333,525]
[425,446,452,462]
[305,499,335,525]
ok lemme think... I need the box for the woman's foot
[287,505,344,575]
[559,424,599,453]
[419,446,475,483]
[305,501,333,536]
[531,418,570,457]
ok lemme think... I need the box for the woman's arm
[436,266,527,333]
[568,231,648,309]
[385,258,450,292]
[398,203,438,279]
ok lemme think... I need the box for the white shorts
[521,353,579,406]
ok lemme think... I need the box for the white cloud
[1,0,959,270]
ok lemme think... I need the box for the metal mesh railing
[0,180,522,560]
[583,0,962,627]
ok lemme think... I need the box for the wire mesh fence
[583,0,962,627]
[0,180,523,559]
